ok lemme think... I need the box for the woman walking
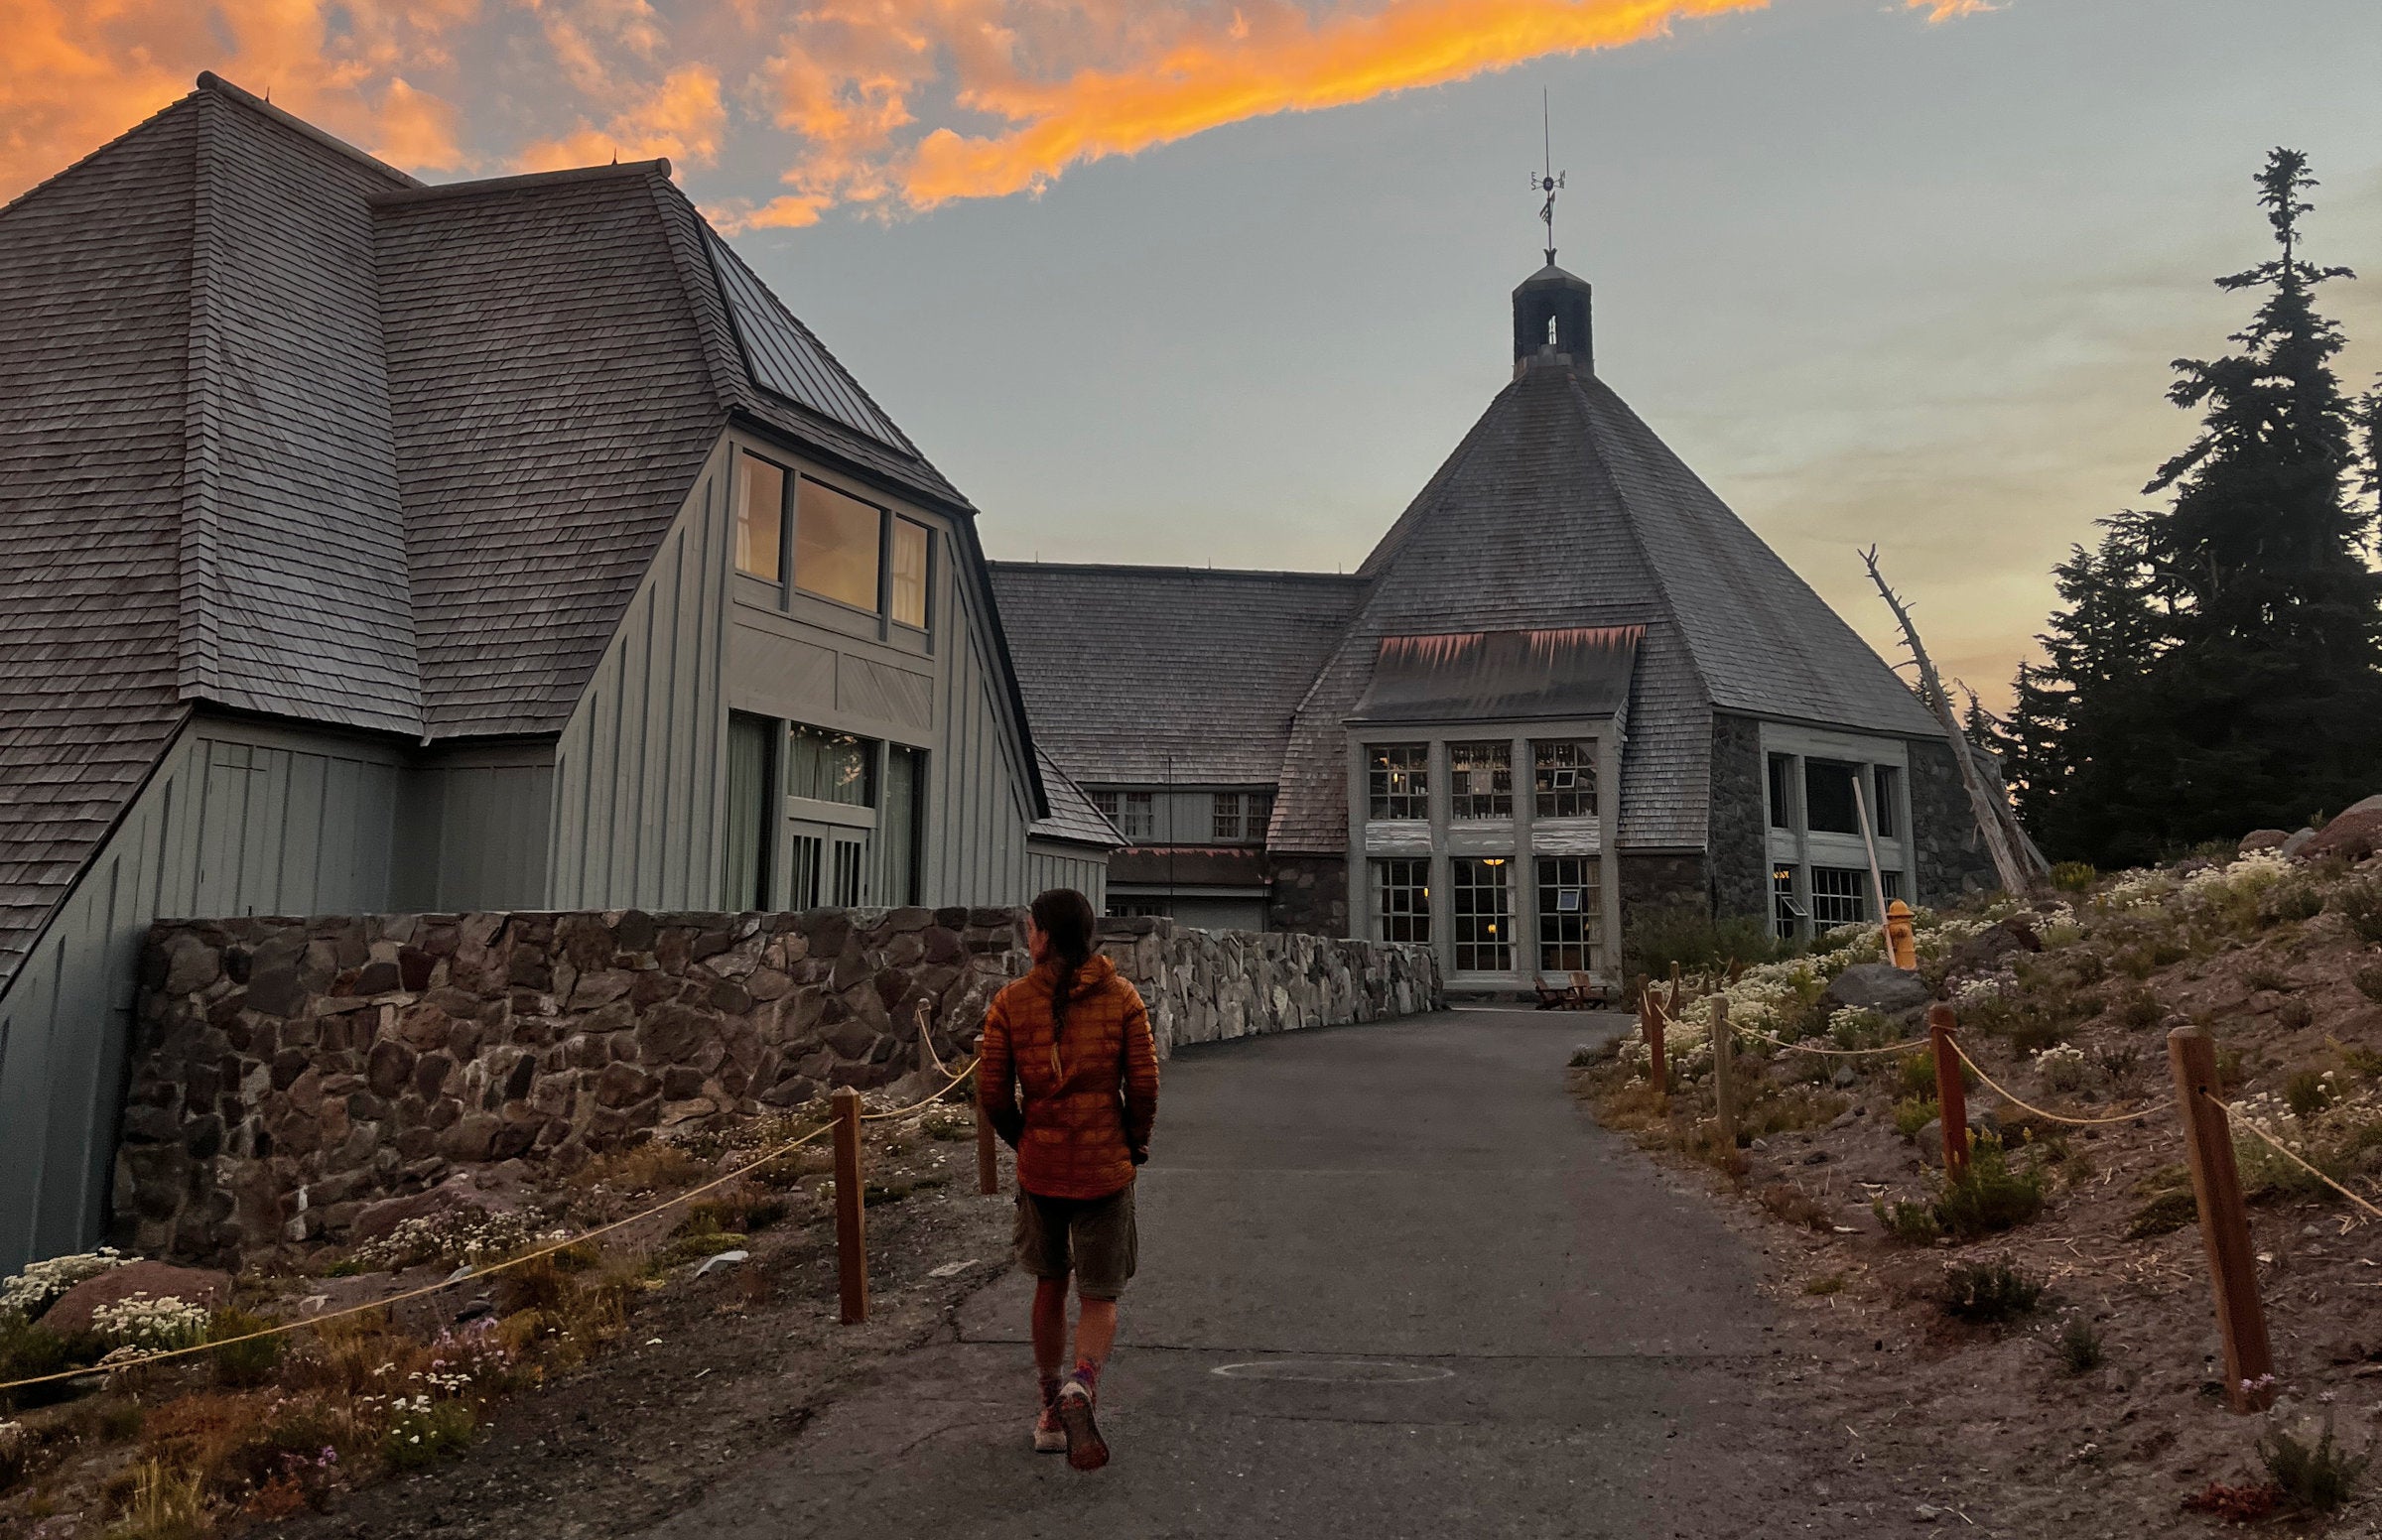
[976,889,1160,1472]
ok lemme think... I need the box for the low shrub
[1756,1183,1834,1232]
[0,1247,128,1322]
[0,1417,28,1490]
[1874,1198,1941,1245]
[2113,988,2165,1032]
[680,1192,787,1238]
[0,1316,93,1407]
[572,1140,712,1194]
[2285,1069,2333,1119]
[2050,861,2097,893]
[111,1458,209,1540]
[1938,1257,2044,1324]
[2241,961,2292,993]
[2260,1415,2371,1513]
[205,1308,283,1388]
[1803,1272,1846,1296]
[2278,997,2316,1032]
[1622,900,1788,983]
[2125,1190,2199,1239]
[2182,1480,2282,1522]
[1892,1096,1938,1140]
[350,1208,562,1273]
[381,1395,476,1471]
[1935,1137,2047,1238]
[2335,877,2382,947]
[2260,880,2326,926]
[2054,1314,2105,1373]
[2035,1044,2089,1092]
[2354,962,2382,1005]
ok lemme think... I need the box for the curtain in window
[726,714,774,909]
[881,746,924,905]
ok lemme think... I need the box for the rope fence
[2200,1088,2382,1224]
[0,1061,977,1394]
[1945,1037,2158,1128]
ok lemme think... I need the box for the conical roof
[1270,358,1942,853]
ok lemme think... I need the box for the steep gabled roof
[1270,355,1940,854]
[1030,749,1125,848]
[0,73,1027,993]
[989,563,1366,785]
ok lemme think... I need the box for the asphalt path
[638,1009,1891,1538]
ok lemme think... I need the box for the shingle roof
[1029,749,1125,847]
[0,74,1020,994]
[988,563,1366,785]
[0,95,200,988]
[1270,358,1943,853]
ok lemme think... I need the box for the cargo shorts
[1013,1184,1138,1301]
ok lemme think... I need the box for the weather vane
[1532,88,1564,266]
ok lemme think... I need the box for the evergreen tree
[2011,149,2382,865]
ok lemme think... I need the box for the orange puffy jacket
[976,954,1159,1201]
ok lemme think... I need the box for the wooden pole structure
[1861,546,2050,895]
[976,1097,999,1196]
[2168,1024,2275,1413]
[1710,995,1737,1150]
[1640,985,1667,1098]
[1926,1005,1969,1179]
[832,1086,867,1326]
[1851,774,1892,960]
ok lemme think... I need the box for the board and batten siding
[1027,843,1110,907]
[548,441,733,911]
[551,428,1067,914]
[0,714,414,1269]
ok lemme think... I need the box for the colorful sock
[1071,1357,1102,1395]
[1038,1371,1063,1408]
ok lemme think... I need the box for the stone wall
[1910,739,1998,904]
[1265,854,1349,938]
[1707,714,1770,922]
[115,908,1440,1263]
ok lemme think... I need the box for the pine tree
[2011,149,2382,865]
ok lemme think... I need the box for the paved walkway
[640,1010,1883,1538]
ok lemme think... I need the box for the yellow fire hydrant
[1885,898,1918,970]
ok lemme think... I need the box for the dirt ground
[1573,895,2382,1537]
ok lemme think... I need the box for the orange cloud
[895,0,1773,207]
[517,64,728,172]
[0,0,472,200]
[1905,0,1994,19]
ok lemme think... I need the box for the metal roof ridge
[194,72,423,190]
[988,560,1369,583]
[370,160,671,207]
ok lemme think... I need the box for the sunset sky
[8,0,2378,706]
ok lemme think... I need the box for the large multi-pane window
[881,745,926,905]
[1448,741,1512,820]
[1368,745,1429,820]
[1212,791,1272,842]
[1804,759,1862,834]
[788,724,875,806]
[794,478,882,611]
[1091,790,1155,840]
[1532,740,1596,819]
[1871,765,1900,838]
[1451,857,1514,972]
[1373,859,1432,945]
[735,453,786,580]
[1810,866,1869,928]
[1535,856,1599,971]
[890,518,930,628]
[1773,865,1804,941]
[1768,754,1794,830]
[726,712,775,909]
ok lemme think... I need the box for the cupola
[1512,261,1593,378]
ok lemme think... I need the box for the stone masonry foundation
[117,908,1441,1264]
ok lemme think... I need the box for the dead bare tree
[1860,546,2051,897]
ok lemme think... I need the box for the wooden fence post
[1710,995,1737,1149]
[1927,1005,1969,1179]
[832,1086,867,1326]
[2168,1025,2274,1413]
[1640,986,1667,1098]
[976,1097,999,1196]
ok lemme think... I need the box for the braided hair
[1030,887,1098,1079]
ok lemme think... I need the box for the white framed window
[1532,740,1595,819]
[1368,744,1428,820]
[1451,856,1514,972]
[1810,866,1869,929]
[1535,856,1598,971]
[1773,864,1805,941]
[1448,741,1513,820]
[1373,858,1432,945]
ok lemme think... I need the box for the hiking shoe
[1055,1376,1108,1472]
[1032,1403,1067,1455]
